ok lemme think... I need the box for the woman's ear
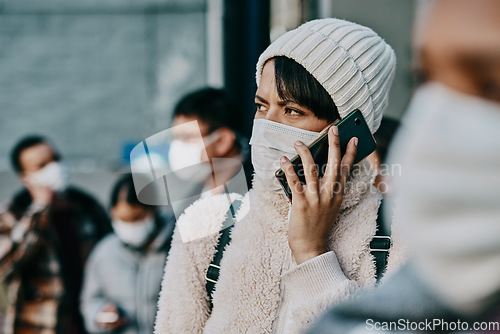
[213,127,237,157]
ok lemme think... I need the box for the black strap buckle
[205,263,221,284]
[370,236,392,252]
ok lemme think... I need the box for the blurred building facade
[0,0,213,168]
[271,0,417,120]
[0,0,222,203]
[0,0,415,205]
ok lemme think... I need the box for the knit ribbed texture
[281,251,351,305]
[256,18,396,133]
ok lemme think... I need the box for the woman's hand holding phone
[280,126,358,265]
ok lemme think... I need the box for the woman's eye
[255,103,267,113]
[285,108,303,116]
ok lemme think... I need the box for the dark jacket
[0,187,111,334]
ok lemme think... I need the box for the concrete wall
[0,0,210,204]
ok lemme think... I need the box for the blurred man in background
[0,135,111,334]
[308,0,500,333]
[164,88,252,218]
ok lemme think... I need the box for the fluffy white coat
[155,161,405,334]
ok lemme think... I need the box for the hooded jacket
[155,161,405,334]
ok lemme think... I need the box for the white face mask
[168,132,219,181]
[249,119,321,192]
[112,215,156,247]
[386,82,500,315]
[26,161,70,192]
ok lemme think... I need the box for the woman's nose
[263,107,281,123]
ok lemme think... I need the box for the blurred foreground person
[81,174,174,334]
[155,18,402,334]
[0,135,111,334]
[309,0,500,333]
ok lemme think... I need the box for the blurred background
[0,0,417,206]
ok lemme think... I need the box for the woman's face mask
[112,215,156,248]
[249,119,321,192]
[250,60,332,192]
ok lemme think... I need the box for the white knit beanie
[256,18,396,133]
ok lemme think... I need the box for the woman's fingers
[293,141,320,196]
[338,137,358,192]
[281,133,357,203]
[280,156,305,200]
[322,126,342,193]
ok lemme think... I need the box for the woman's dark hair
[273,56,340,123]
[110,173,154,210]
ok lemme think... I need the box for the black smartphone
[275,109,376,200]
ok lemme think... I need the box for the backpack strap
[370,200,392,281]
[205,198,243,310]
[370,236,392,281]
[205,197,390,309]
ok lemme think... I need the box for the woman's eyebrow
[255,95,268,104]
[277,98,301,107]
[256,94,303,109]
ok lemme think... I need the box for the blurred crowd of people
[1,0,499,333]
[0,88,250,333]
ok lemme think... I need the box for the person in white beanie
[155,18,403,334]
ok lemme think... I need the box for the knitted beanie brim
[256,18,396,133]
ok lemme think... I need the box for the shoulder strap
[205,198,243,310]
[205,197,390,305]
[370,200,392,281]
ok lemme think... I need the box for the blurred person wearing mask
[155,19,404,334]
[0,135,111,334]
[168,87,253,199]
[308,0,500,333]
[81,174,174,334]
